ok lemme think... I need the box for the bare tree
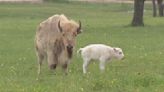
[152,0,157,17]
[131,0,145,26]
[157,0,164,16]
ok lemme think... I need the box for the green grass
[0,2,164,92]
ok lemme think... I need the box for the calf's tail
[77,48,83,56]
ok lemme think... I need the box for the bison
[35,14,82,76]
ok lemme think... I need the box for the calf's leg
[99,57,107,71]
[83,58,90,74]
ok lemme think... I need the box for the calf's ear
[113,48,117,52]
[58,20,63,32]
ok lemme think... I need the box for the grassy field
[0,2,164,92]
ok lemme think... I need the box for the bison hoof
[50,64,57,70]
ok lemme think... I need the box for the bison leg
[36,52,45,80]
[36,53,44,75]
[50,64,57,70]
[62,63,68,75]
[47,52,58,70]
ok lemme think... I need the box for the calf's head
[113,48,124,60]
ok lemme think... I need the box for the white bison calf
[77,44,124,74]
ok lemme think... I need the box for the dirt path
[70,0,151,4]
[0,0,43,3]
[73,0,133,3]
[0,0,151,4]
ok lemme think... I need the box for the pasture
[0,2,164,92]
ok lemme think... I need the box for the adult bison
[35,14,82,75]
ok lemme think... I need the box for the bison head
[58,20,82,56]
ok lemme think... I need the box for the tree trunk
[157,0,164,16]
[152,0,157,17]
[131,0,145,26]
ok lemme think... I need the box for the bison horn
[58,20,62,32]
[77,20,81,34]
